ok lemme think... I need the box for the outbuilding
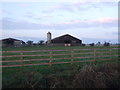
[1,38,25,47]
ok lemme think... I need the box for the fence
[0,48,119,68]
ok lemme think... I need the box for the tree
[38,40,44,45]
[104,42,110,46]
[26,40,33,46]
[89,43,94,46]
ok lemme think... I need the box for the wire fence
[1,47,119,67]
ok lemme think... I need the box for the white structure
[47,32,51,44]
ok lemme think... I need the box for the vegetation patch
[2,59,120,88]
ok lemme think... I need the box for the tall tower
[47,32,51,44]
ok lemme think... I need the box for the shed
[1,38,25,47]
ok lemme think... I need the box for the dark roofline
[1,38,25,42]
[51,34,81,41]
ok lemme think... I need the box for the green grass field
[2,45,118,66]
[2,45,119,88]
[2,45,118,51]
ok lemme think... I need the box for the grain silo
[47,32,51,44]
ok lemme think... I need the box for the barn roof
[51,34,81,41]
[1,38,25,43]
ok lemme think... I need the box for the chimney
[47,32,51,44]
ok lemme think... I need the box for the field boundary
[1,48,119,67]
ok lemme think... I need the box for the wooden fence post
[49,51,52,66]
[110,48,112,60]
[94,48,96,61]
[71,50,74,64]
[20,52,23,66]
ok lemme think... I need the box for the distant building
[47,32,52,44]
[46,32,82,46]
[1,38,25,47]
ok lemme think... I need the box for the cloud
[24,13,52,20]
[19,3,29,8]
[42,3,75,13]
[35,17,42,20]
[2,17,52,30]
[56,3,75,12]
[91,18,118,28]
[71,2,101,11]
[2,10,12,15]
[92,18,118,23]
[54,18,118,29]
[24,12,34,18]
[42,14,52,18]
[2,17,118,30]
[43,2,117,13]
[72,2,117,12]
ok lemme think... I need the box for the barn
[1,38,25,47]
[47,32,82,46]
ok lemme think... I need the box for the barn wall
[14,41,23,47]
[1,38,25,47]
[46,43,82,46]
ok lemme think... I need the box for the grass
[2,45,118,51]
[2,59,119,88]
[2,45,119,88]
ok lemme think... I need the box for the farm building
[46,32,82,46]
[1,38,25,47]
